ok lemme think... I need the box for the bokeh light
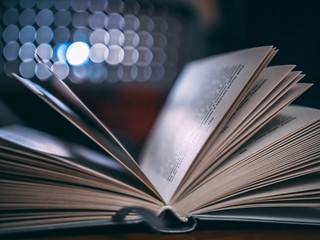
[66,41,90,66]
[54,42,69,63]
[1,0,192,84]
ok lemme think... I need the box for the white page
[226,106,320,166]
[172,106,320,216]
[195,170,320,213]
[139,46,274,202]
[183,66,299,181]
[173,82,311,202]
[0,125,162,203]
[11,74,162,199]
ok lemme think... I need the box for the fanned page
[172,105,320,217]
[0,125,155,198]
[3,45,319,232]
[11,73,161,198]
[140,46,275,202]
[172,66,310,201]
[0,125,163,230]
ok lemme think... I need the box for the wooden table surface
[6,224,320,240]
[6,229,319,240]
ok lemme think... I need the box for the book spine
[158,205,188,222]
[113,206,197,233]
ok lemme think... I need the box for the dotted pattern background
[0,0,194,86]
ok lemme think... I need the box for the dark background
[0,0,319,158]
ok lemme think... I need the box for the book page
[172,106,320,216]
[188,171,320,216]
[0,125,161,201]
[223,106,320,168]
[0,125,165,230]
[12,74,161,199]
[139,46,275,202]
[172,70,308,201]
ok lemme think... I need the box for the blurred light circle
[88,12,107,30]
[54,42,69,62]
[36,9,54,26]
[37,0,53,9]
[71,0,88,11]
[19,59,36,78]
[70,65,86,83]
[106,13,125,30]
[52,61,70,80]
[160,20,169,33]
[117,66,130,82]
[122,46,139,66]
[72,27,91,42]
[53,27,71,43]
[153,66,165,81]
[72,11,89,28]
[3,25,19,43]
[88,64,107,83]
[123,30,139,47]
[122,1,140,15]
[36,62,52,80]
[154,17,168,33]
[3,42,20,61]
[19,8,36,26]
[137,47,153,66]
[105,45,124,65]
[105,66,119,83]
[136,66,152,82]
[3,8,19,25]
[143,66,152,80]
[123,14,140,31]
[36,43,53,61]
[139,15,154,32]
[117,65,124,80]
[130,65,138,80]
[19,0,36,9]
[153,32,167,48]
[54,0,71,10]
[152,48,166,65]
[19,42,36,60]
[90,43,108,63]
[54,10,72,27]
[138,31,153,48]
[106,1,124,14]
[90,29,108,44]
[89,0,108,12]
[66,41,89,65]
[107,29,124,46]
[19,25,36,43]
[36,26,53,43]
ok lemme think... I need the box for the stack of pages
[0,46,319,234]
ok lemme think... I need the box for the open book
[1,46,319,234]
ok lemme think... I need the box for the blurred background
[0,0,319,158]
